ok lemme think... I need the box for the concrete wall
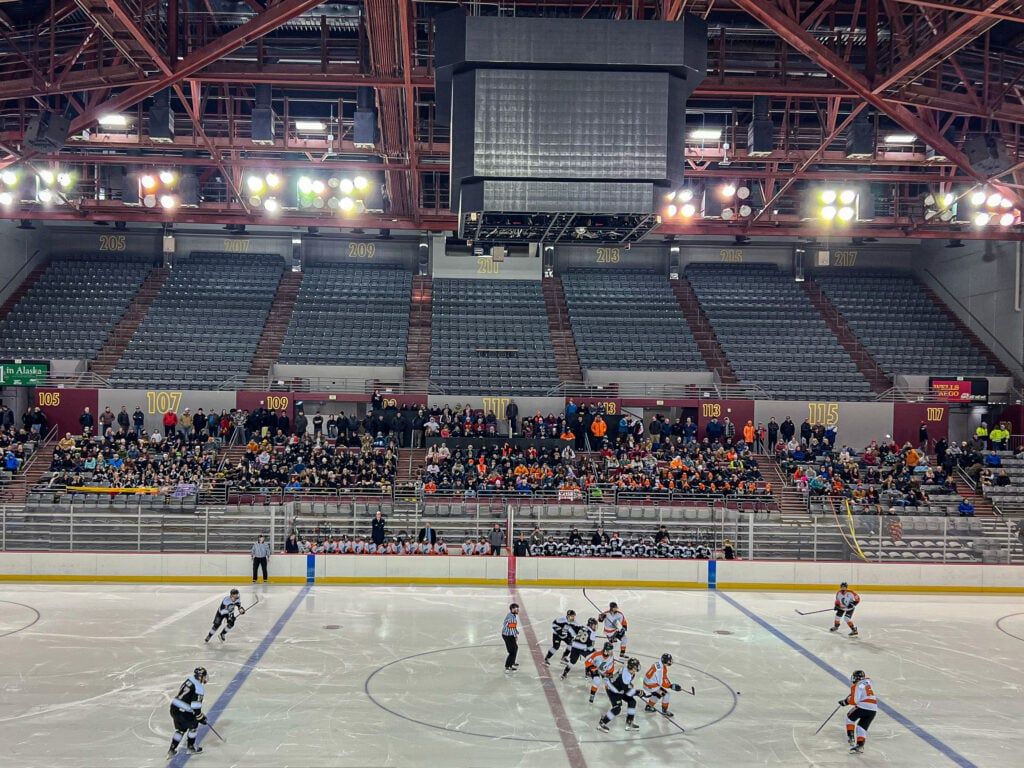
[0,219,48,306]
[272,364,403,386]
[1,553,1022,592]
[915,239,1024,378]
[432,251,542,281]
[554,244,667,273]
[97,389,238,434]
[753,400,894,450]
[584,370,713,386]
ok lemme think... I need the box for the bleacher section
[814,271,1001,377]
[430,278,560,394]
[108,252,284,389]
[687,263,873,400]
[561,269,705,370]
[278,264,411,366]
[0,256,151,360]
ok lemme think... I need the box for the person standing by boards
[251,534,271,583]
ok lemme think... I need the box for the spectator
[567,526,582,545]
[591,526,608,546]
[682,417,697,444]
[99,406,115,434]
[985,450,1002,468]
[312,411,324,437]
[723,539,736,560]
[723,417,736,446]
[974,421,989,449]
[79,407,95,436]
[371,510,387,547]
[180,408,193,440]
[957,499,975,517]
[294,410,308,437]
[488,523,505,555]
[116,406,130,435]
[887,515,903,543]
[705,417,723,444]
[418,520,438,546]
[799,418,812,446]
[132,407,145,438]
[194,409,207,439]
[767,418,779,451]
[918,422,929,452]
[590,414,608,445]
[285,533,300,554]
[162,409,178,438]
[654,525,670,544]
[513,533,529,557]
[529,525,544,549]
[251,534,271,582]
[505,399,519,436]
[742,420,755,447]
[780,416,795,445]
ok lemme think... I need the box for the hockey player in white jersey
[205,589,246,643]
[167,667,209,758]
[544,610,577,665]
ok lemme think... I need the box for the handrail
[0,250,42,306]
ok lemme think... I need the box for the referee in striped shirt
[502,603,520,671]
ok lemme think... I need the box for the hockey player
[600,601,629,658]
[643,653,685,717]
[598,657,644,732]
[204,589,245,643]
[544,610,577,665]
[584,642,617,703]
[831,582,861,636]
[560,617,599,680]
[167,667,209,758]
[839,669,877,753]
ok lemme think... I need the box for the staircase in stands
[953,474,998,517]
[0,263,47,321]
[919,284,1011,376]
[248,271,303,378]
[762,458,808,522]
[802,278,893,394]
[397,448,426,485]
[541,277,584,385]
[670,277,739,385]
[91,267,171,379]
[0,432,57,505]
[404,276,433,384]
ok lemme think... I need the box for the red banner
[697,399,755,442]
[32,387,99,435]
[892,402,948,447]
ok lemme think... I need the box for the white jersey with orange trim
[602,610,627,637]
[643,660,672,691]
[845,678,877,711]
[835,589,861,610]
[585,650,617,678]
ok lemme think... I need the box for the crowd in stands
[416,437,769,498]
[512,525,714,559]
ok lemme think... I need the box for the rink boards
[0,552,1022,593]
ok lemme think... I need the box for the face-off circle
[364,643,738,744]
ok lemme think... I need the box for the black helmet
[840,582,849,589]
[627,658,641,672]
[851,669,866,683]
[588,617,598,628]
[603,642,614,653]
[609,602,618,610]
[229,589,240,596]
[566,610,576,619]
[661,653,673,665]
[194,667,208,683]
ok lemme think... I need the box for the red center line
[512,586,589,768]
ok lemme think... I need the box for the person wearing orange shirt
[742,420,755,446]
[839,670,877,753]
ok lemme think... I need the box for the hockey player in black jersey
[598,657,644,733]
[205,589,245,643]
[560,618,599,680]
[167,667,209,758]
[544,610,577,665]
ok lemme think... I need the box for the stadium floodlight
[294,120,326,132]
[690,128,722,141]
[987,193,1003,207]
[821,205,837,221]
[140,174,157,190]
[884,133,916,144]
[246,175,265,194]
[56,172,73,189]
[837,206,855,222]
[970,190,987,206]
[678,189,694,203]
[159,194,176,209]
[37,169,54,185]
[1000,197,1013,210]
[1000,212,1016,227]
[264,198,280,213]
[353,176,368,191]
[37,188,53,203]
[681,203,697,218]
[820,190,837,205]
[339,178,354,194]
[297,176,313,194]
[265,172,282,189]
[721,183,736,198]
[0,192,12,206]
[0,170,16,186]
[339,196,355,213]
[974,211,991,226]
[98,114,129,128]
[311,180,325,195]
[159,170,176,185]
[666,204,678,217]
[839,189,857,205]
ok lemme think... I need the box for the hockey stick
[582,587,602,614]
[646,706,686,733]
[204,722,226,742]
[795,608,833,616]
[242,592,261,612]
[814,704,842,735]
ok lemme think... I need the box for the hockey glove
[196,714,208,724]
[238,607,246,615]
[838,699,848,707]
[671,684,683,692]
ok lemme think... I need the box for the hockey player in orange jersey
[643,653,685,717]
[839,669,877,753]
[584,642,617,704]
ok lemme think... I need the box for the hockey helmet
[609,601,618,610]
[626,658,641,672]
[588,617,598,628]
[566,610,576,619]
[850,670,866,683]
[229,588,240,596]
[602,642,615,654]
[839,582,849,590]
[661,653,673,666]
[194,667,208,683]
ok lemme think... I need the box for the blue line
[171,585,311,766]
[306,553,316,584]
[707,559,717,590]
[716,592,977,768]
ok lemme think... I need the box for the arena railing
[2,501,1021,562]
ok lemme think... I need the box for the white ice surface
[0,584,1022,767]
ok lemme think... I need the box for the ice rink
[1,583,1021,768]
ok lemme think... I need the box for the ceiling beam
[891,0,1024,24]
[728,0,998,187]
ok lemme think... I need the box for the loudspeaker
[148,90,174,143]
[122,170,141,206]
[845,116,874,159]
[963,133,1010,176]
[353,110,377,148]
[251,108,276,144]
[25,112,70,152]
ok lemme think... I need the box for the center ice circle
[364,644,738,744]
[0,600,40,638]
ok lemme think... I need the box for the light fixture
[246,175,265,194]
[140,174,156,190]
[821,190,837,205]
[974,211,991,226]
[56,172,72,189]
[690,128,722,141]
[264,198,280,213]
[297,176,313,194]
[969,190,987,206]
[821,205,837,220]
[884,133,916,144]
[339,178,354,194]
[0,192,12,206]
[681,203,697,217]
[0,170,17,186]
[839,189,857,205]
[37,188,53,203]
[837,206,855,222]
[987,192,1003,207]
[353,176,368,191]
[721,183,737,198]
[338,197,355,213]
[311,180,325,194]
[678,189,694,203]
[666,204,678,217]
[294,120,326,132]
[159,170,176,185]
[999,212,1016,227]
[98,114,129,128]
[37,169,54,185]
[265,172,281,189]
[808,186,860,223]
